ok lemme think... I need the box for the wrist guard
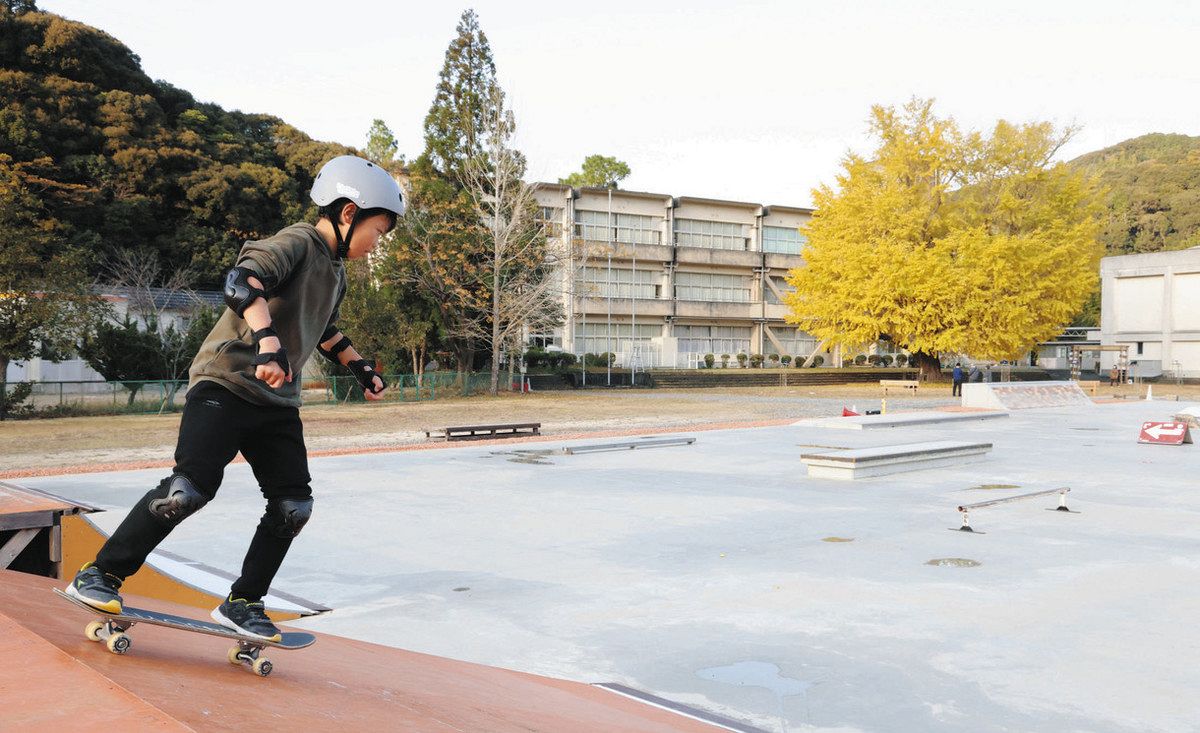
[253,347,290,379]
[250,326,277,345]
[348,358,386,394]
[318,334,353,364]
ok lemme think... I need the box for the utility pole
[606,188,612,387]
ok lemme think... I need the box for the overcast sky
[38,0,1200,208]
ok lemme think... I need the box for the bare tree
[459,90,578,395]
[98,250,206,400]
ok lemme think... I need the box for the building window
[762,225,806,254]
[1137,341,1144,355]
[575,321,660,354]
[674,325,752,355]
[764,276,795,304]
[674,218,749,251]
[575,266,660,299]
[764,327,816,356]
[674,272,752,303]
[536,207,563,236]
[574,210,661,245]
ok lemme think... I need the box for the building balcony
[577,297,673,318]
[578,241,673,263]
[674,300,762,320]
[674,246,761,268]
[763,303,792,320]
[764,252,805,270]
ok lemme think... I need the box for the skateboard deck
[54,588,315,676]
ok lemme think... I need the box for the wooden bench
[879,379,919,395]
[1078,380,1100,396]
[424,422,541,442]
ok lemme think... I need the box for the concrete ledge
[801,440,993,479]
[794,411,1008,430]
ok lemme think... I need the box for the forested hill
[1067,133,1200,256]
[0,6,351,288]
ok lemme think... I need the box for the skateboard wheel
[85,621,105,642]
[107,632,131,655]
[252,657,273,677]
[228,645,243,665]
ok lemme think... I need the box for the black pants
[95,381,312,601]
[952,380,962,396]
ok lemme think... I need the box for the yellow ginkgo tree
[785,98,1102,379]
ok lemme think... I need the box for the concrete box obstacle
[800,441,992,480]
[796,411,1008,430]
[961,381,1093,410]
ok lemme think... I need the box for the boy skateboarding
[65,156,403,642]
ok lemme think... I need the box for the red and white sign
[1138,421,1194,445]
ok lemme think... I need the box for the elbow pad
[223,266,267,318]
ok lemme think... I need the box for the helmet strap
[333,204,362,260]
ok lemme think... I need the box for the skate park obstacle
[425,422,542,441]
[801,441,992,479]
[955,487,1073,533]
[561,437,695,455]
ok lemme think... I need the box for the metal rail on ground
[955,487,1074,533]
[562,437,696,455]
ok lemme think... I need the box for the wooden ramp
[0,570,726,732]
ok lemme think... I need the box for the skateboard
[54,588,315,676]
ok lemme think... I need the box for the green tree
[559,154,631,189]
[1,8,350,289]
[365,119,400,169]
[0,155,102,419]
[419,10,502,188]
[78,314,166,405]
[388,9,508,378]
[785,99,1102,380]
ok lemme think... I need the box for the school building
[1099,246,1200,379]
[532,184,834,369]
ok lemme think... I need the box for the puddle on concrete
[696,661,812,697]
[967,483,1020,491]
[821,537,855,543]
[453,587,470,592]
[487,448,556,465]
[925,558,982,567]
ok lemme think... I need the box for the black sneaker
[211,596,281,642]
[65,563,124,614]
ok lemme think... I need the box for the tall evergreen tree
[420,9,503,188]
[388,9,511,377]
[365,119,400,170]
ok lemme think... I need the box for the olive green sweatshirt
[189,223,346,408]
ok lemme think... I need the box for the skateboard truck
[228,641,274,676]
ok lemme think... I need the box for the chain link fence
[1,372,496,418]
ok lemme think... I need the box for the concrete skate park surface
[18,398,1200,732]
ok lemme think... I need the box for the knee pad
[264,496,313,538]
[147,473,209,526]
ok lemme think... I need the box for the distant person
[952,362,964,396]
[65,156,403,641]
[969,365,983,383]
[1109,365,1119,386]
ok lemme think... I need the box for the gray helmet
[310,155,405,216]
[310,155,404,259]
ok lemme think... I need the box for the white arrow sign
[1144,423,1185,440]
